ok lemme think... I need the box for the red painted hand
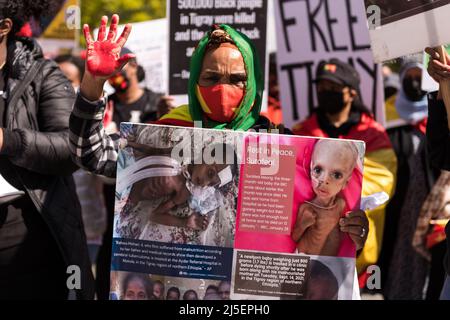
[83,14,134,78]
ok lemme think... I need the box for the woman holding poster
[69,14,370,298]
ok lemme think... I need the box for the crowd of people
[0,0,449,300]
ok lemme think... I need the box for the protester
[0,0,93,299]
[54,54,85,90]
[69,16,368,262]
[422,46,450,300]
[292,59,397,285]
[106,47,175,131]
[383,69,401,126]
[379,58,441,300]
[55,54,108,271]
[70,16,286,172]
[414,171,450,300]
[384,72,400,102]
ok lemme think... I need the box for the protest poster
[167,0,268,96]
[274,0,384,129]
[364,0,450,63]
[109,123,365,300]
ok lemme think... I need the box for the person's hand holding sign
[425,46,450,130]
[80,14,134,101]
[340,210,369,251]
[425,47,450,85]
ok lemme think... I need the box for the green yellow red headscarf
[158,24,264,131]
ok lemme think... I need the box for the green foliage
[79,0,166,45]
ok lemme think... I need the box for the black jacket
[1,37,94,299]
[426,92,450,276]
[110,88,163,124]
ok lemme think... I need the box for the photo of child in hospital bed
[116,140,238,231]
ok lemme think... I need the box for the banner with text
[274,0,384,129]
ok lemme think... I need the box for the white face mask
[186,181,222,215]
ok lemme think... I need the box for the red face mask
[197,84,244,123]
[108,71,130,93]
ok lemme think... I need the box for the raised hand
[80,14,133,101]
[83,14,134,78]
[425,47,450,83]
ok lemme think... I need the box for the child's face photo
[190,163,229,187]
[310,141,356,201]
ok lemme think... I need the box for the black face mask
[317,91,346,115]
[403,77,426,102]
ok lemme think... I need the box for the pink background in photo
[234,135,363,258]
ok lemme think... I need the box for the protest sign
[274,0,384,129]
[364,0,450,63]
[109,123,365,300]
[167,0,268,95]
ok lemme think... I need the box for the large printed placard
[109,123,365,300]
[364,0,450,62]
[274,0,384,129]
